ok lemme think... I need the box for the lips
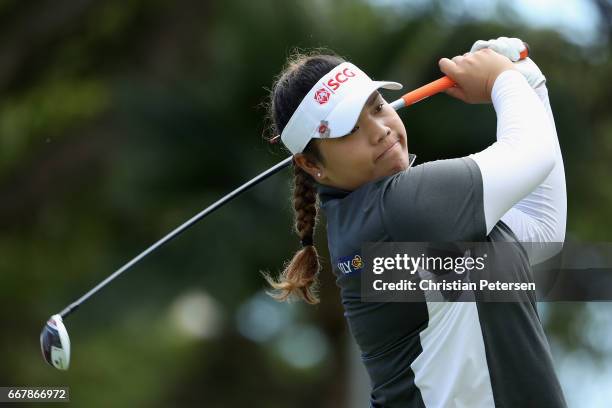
[375,139,400,162]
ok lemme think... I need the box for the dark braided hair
[262,50,345,304]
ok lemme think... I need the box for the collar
[316,182,352,205]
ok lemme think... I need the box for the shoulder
[381,157,481,199]
[378,157,485,241]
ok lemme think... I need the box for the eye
[349,125,360,134]
[375,102,384,113]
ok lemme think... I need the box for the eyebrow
[365,91,380,107]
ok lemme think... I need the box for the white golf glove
[470,36,546,89]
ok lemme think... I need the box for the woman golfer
[265,37,567,407]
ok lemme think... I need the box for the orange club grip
[401,76,456,107]
[398,42,530,108]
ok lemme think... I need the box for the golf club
[40,45,530,370]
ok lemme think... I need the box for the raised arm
[470,38,566,247]
[438,50,556,236]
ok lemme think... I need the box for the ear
[293,153,323,180]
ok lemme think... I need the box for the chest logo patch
[336,254,363,275]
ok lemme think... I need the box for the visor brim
[322,80,403,139]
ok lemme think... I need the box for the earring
[317,172,321,177]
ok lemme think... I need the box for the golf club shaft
[59,156,294,318]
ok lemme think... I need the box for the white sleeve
[499,84,566,244]
[469,70,556,236]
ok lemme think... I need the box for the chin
[395,150,411,168]
[390,163,407,175]
[385,158,408,177]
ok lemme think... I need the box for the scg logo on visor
[326,67,357,91]
[313,67,357,105]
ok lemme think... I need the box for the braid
[262,163,321,304]
[293,163,317,245]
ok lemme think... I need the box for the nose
[367,118,391,145]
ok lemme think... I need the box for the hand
[438,48,516,104]
[470,36,546,89]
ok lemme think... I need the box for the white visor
[280,62,402,154]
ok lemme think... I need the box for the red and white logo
[318,120,330,138]
[314,88,331,105]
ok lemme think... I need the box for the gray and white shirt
[316,70,567,407]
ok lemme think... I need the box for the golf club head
[40,314,70,370]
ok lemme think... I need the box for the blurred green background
[1,0,611,406]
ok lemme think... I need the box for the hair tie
[300,236,313,247]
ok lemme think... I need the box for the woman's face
[296,90,409,191]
